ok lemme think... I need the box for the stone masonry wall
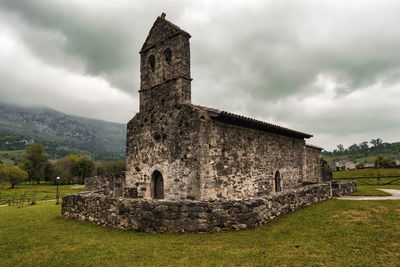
[126,103,331,201]
[303,146,322,183]
[139,17,191,113]
[332,181,357,196]
[126,104,204,201]
[197,118,307,200]
[62,183,332,233]
[84,172,138,198]
[85,172,125,196]
[126,103,317,201]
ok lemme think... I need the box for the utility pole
[56,176,60,205]
[377,144,380,185]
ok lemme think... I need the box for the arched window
[148,55,155,72]
[151,170,164,199]
[275,171,281,192]
[163,48,172,65]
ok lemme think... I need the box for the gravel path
[337,189,400,200]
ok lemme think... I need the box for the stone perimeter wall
[332,181,357,196]
[62,183,340,233]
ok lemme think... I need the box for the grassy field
[0,183,84,202]
[1,200,399,266]
[0,149,25,166]
[333,168,400,196]
[333,168,400,179]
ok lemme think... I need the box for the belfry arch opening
[148,55,155,72]
[163,48,172,65]
[151,171,164,199]
[275,170,281,192]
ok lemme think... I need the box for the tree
[370,138,383,149]
[337,144,345,153]
[0,164,8,190]
[348,144,359,153]
[359,141,369,150]
[54,154,79,184]
[72,157,95,184]
[7,166,28,188]
[20,143,48,184]
[44,161,56,184]
[96,160,126,176]
[374,155,396,168]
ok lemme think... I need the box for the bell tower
[139,13,192,113]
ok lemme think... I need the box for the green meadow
[0,183,84,202]
[0,170,399,266]
[333,168,400,196]
[1,199,399,266]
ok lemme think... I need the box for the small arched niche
[148,55,155,72]
[163,48,172,65]
[151,170,164,199]
[275,170,281,192]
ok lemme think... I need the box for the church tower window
[163,48,172,65]
[148,55,155,72]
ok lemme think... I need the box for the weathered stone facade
[125,14,331,201]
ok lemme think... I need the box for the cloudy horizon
[0,0,399,150]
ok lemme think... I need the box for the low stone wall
[332,181,357,196]
[62,183,331,232]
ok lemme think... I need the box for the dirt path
[337,189,400,200]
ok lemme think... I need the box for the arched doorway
[152,171,164,199]
[275,171,281,192]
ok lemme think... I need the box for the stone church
[62,14,355,233]
[125,13,331,201]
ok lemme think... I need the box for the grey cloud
[0,0,399,149]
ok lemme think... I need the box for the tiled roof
[194,105,313,139]
[306,144,323,150]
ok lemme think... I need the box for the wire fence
[0,192,72,208]
[334,175,400,185]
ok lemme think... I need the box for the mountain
[0,102,126,161]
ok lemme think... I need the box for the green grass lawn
[333,168,400,196]
[333,168,400,179]
[0,183,84,202]
[1,199,399,266]
[348,186,391,196]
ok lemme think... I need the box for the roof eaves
[193,105,313,139]
[306,144,324,150]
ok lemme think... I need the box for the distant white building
[363,163,375,168]
[336,160,357,171]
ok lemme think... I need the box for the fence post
[20,191,26,208]
[12,193,16,206]
[31,192,37,205]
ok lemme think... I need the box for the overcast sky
[0,0,399,150]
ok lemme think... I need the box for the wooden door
[154,172,164,199]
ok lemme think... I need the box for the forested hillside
[322,139,400,164]
[0,102,126,161]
